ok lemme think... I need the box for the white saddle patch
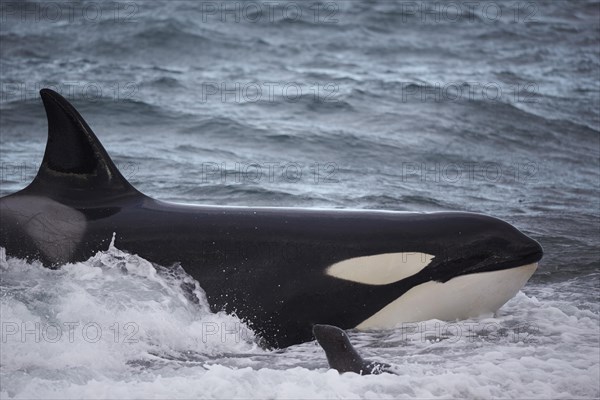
[1,195,86,263]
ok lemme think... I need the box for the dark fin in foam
[25,89,141,201]
[313,324,394,375]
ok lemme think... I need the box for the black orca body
[313,324,394,375]
[0,90,543,348]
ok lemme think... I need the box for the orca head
[326,212,543,287]
[332,213,544,330]
[422,212,544,282]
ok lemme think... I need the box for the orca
[313,324,395,375]
[0,89,543,348]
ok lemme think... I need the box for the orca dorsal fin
[26,89,141,201]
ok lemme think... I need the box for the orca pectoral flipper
[313,324,395,375]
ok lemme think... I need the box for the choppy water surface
[1,1,598,398]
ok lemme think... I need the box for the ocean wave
[179,184,302,205]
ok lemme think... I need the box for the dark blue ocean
[0,1,598,398]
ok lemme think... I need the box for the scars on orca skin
[313,324,395,375]
[0,89,544,348]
